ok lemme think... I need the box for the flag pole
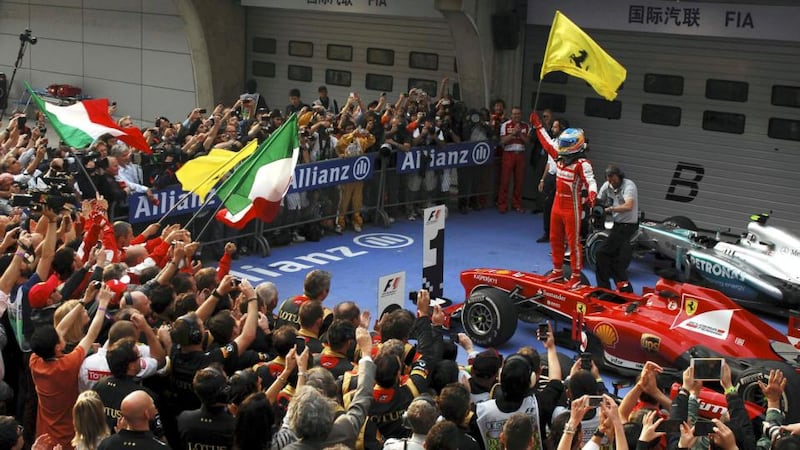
[157,141,261,225]
[191,113,298,235]
[156,190,196,226]
[532,77,544,115]
[192,180,241,240]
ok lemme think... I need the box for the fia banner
[377,271,406,319]
[422,205,446,299]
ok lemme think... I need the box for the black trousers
[596,222,638,289]
[541,172,556,235]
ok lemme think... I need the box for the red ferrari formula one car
[443,269,800,420]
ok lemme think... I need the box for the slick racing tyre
[736,360,800,423]
[584,231,609,270]
[462,289,517,347]
[663,215,698,231]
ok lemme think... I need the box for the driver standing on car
[595,165,638,293]
[531,113,597,288]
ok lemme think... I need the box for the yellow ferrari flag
[541,11,627,101]
[175,139,259,202]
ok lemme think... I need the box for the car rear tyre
[663,215,698,231]
[462,289,517,347]
[585,231,609,270]
[736,360,800,423]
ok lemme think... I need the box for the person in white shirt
[79,316,165,392]
[110,145,157,203]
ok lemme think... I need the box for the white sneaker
[408,213,417,221]
[388,216,396,224]
[334,225,343,234]
[353,224,362,232]
[292,232,306,243]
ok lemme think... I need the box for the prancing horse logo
[570,49,589,69]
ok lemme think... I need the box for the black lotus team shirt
[177,405,236,450]
[92,375,159,435]
[98,429,169,450]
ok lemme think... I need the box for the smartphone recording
[580,352,592,371]
[655,419,682,433]
[537,323,548,341]
[691,357,723,381]
[694,420,715,436]
[587,395,603,407]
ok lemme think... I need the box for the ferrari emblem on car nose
[685,298,699,316]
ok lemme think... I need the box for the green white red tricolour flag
[215,114,300,230]
[25,82,151,153]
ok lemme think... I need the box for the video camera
[20,29,37,45]
[150,143,183,167]
[10,177,78,211]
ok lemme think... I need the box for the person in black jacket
[177,364,236,449]
[98,390,167,450]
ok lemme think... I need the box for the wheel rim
[739,379,788,412]
[467,302,494,336]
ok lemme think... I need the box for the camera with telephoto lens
[150,143,183,167]
[379,143,394,158]
[418,151,432,176]
[10,177,78,211]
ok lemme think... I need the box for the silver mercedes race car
[585,213,800,315]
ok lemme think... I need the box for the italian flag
[215,114,300,230]
[25,82,151,153]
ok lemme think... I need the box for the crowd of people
[0,82,797,450]
[0,213,793,450]
[0,78,507,251]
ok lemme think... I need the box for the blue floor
[228,207,787,389]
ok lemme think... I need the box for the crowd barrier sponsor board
[395,141,493,174]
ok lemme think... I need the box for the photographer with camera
[334,121,375,233]
[458,108,492,214]
[435,112,461,207]
[408,116,444,220]
[383,115,413,222]
[594,165,638,293]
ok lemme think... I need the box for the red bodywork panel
[456,269,798,372]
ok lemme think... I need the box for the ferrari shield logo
[684,298,699,316]
[576,302,586,314]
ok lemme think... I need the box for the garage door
[521,26,800,233]
[245,7,458,113]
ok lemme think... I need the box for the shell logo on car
[594,323,619,348]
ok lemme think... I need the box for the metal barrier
[122,140,499,257]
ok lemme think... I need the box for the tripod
[0,29,37,121]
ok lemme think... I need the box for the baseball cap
[28,274,61,309]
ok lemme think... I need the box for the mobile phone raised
[655,419,682,433]
[587,395,603,407]
[580,352,592,371]
[691,357,723,381]
[694,420,715,436]
[537,323,548,341]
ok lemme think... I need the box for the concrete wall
[0,0,245,128]
[435,0,526,109]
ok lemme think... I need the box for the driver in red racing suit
[531,112,597,287]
